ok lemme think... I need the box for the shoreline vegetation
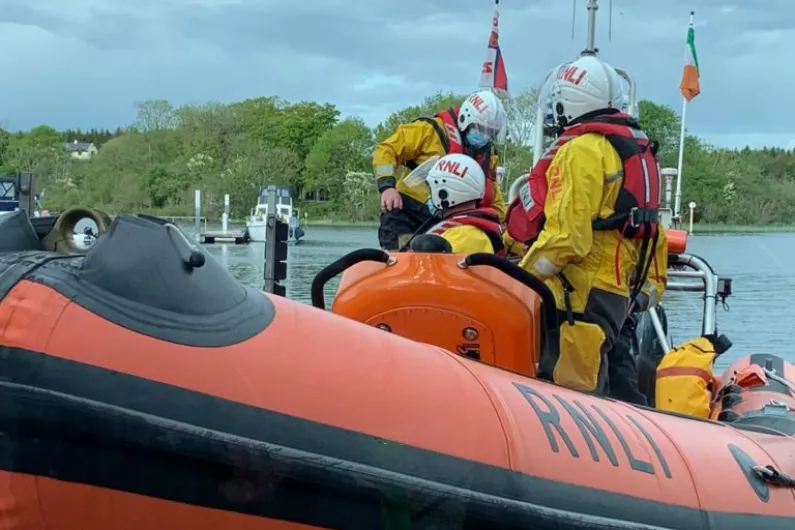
[194,215,795,234]
[686,223,795,234]
[5,91,795,228]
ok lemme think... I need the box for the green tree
[12,92,795,226]
[221,138,302,217]
[3,125,71,190]
[303,117,374,200]
[501,87,540,148]
[135,99,179,131]
[231,96,285,140]
[637,100,681,165]
[496,87,540,194]
[271,101,340,166]
[0,128,9,170]
[77,132,151,209]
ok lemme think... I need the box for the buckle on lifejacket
[629,207,659,227]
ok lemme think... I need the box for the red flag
[479,0,509,96]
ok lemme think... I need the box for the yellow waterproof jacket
[655,336,717,418]
[440,225,496,254]
[373,119,507,220]
[518,133,641,311]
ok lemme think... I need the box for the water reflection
[72,217,101,250]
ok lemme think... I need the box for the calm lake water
[194,223,795,371]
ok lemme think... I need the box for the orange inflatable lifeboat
[1,210,794,530]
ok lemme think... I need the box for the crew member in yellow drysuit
[373,90,508,250]
[418,153,505,255]
[504,197,669,402]
[517,55,666,394]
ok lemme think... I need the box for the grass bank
[690,223,795,234]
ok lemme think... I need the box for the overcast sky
[0,0,792,149]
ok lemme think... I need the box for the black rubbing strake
[0,347,792,529]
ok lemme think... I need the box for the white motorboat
[246,185,305,243]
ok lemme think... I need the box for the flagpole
[673,10,695,224]
[674,97,687,222]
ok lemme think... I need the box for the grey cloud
[0,4,161,50]
[0,0,793,145]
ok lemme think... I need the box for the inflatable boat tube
[0,216,793,529]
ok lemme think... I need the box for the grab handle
[310,249,394,310]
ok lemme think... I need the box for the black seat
[410,234,452,253]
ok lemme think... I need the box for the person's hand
[381,188,402,212]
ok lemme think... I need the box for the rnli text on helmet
[436,160,470,178]
[558,65,587,86]
[469,93,488,112]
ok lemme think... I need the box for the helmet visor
[469,115,507,144]
[402,155,440,190]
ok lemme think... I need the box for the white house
[62,139,98,160]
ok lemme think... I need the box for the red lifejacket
[428,207,506,256]
[504,112,661,292]
[412,108,497,208]
[506,113,660,245]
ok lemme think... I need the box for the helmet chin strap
[558,107,619,129]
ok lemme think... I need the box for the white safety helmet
[426,153,486,210]
[540,63,567,128]
[457,90,507,148]
[550,55,625,127]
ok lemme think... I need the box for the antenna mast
[608,0,613,40]
[584,0,598,54]
[570,0,577,40]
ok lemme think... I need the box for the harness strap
[557,273,576,326]
[414,116,450,152]
[631,227,659,302]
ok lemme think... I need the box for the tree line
[1,92,793,225]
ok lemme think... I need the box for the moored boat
[246,185,304,243]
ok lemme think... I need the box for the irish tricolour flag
[679,12,700,102]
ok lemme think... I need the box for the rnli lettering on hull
[514,383,672,479]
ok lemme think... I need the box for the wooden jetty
[199,228,250,244]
